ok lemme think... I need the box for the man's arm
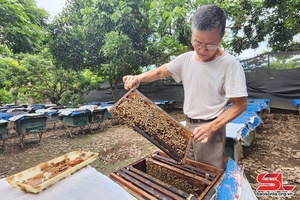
[210,97,248,131]
[123,64,172,90]
[193,96,248,143]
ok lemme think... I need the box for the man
[123,5,248,169]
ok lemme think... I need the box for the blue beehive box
[225,138,243,162]
[11,114,47,134]
[100,102,114,119]
[90,108,107,123]
[60,109,91,127]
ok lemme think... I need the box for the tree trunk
[109,78,118,103]
[111,85,118,103]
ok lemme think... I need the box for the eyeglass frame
[191,40,219,51]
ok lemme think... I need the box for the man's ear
[221,31,226,39]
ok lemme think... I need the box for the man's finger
[193,134,208,143]
[200,137,208,143]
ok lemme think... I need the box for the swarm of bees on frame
[109,94,188,159]
[146,161,205,197]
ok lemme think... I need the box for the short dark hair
[191,5,226,38]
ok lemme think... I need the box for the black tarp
[85,51,300,111]
[241,52,300,110]
[85,81,184,107]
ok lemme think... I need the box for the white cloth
[166,51,248,119]
[79,105,99,111]
[59,108,88,116]
[241,175,258,200]
[35,109,58,114]
[0,166,135,200]
[226,123,247,140]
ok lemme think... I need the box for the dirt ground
[0,110,299,199]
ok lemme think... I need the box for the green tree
[96,0,154,102]
[49,0,153,102]
[47,0,300,104]
[220,0,300,54]
[148,0,195,60]
[18,52,99,104]
[0,55,27,105]
[101,31,139,101]
[263,0,300,51]
[0,89,12,105]
[0,0,49,54]
[49,0,103,71]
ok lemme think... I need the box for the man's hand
[123,65,171,90]
[192,123,214,143]
[123,75,141,90]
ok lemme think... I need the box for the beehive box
[6,151,98,193]
[0,120,8,140]
[62,112,90,127]
[109,89,192,163]
[110,151,224,200]
[89,108,107,123]
[46,112,59,123]
[225,138,243,162]
[14,114,47,134]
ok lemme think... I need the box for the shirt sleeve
[225,59,248,98]
[166,52,193,83]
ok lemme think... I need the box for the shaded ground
[239,113,300,199]
[0,110,299,199]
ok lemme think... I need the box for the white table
[0,166,135,200]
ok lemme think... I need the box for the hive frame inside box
[110,151,224,200]
[109,89,192,163]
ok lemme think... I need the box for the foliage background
[0,0,299,105]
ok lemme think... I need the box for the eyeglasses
[191,41,219,51]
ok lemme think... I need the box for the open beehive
[110,151,224,200]
[109,89,224,199]
[109,89,192,163]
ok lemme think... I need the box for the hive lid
[9,113,47,122]
[109,89,192,163]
